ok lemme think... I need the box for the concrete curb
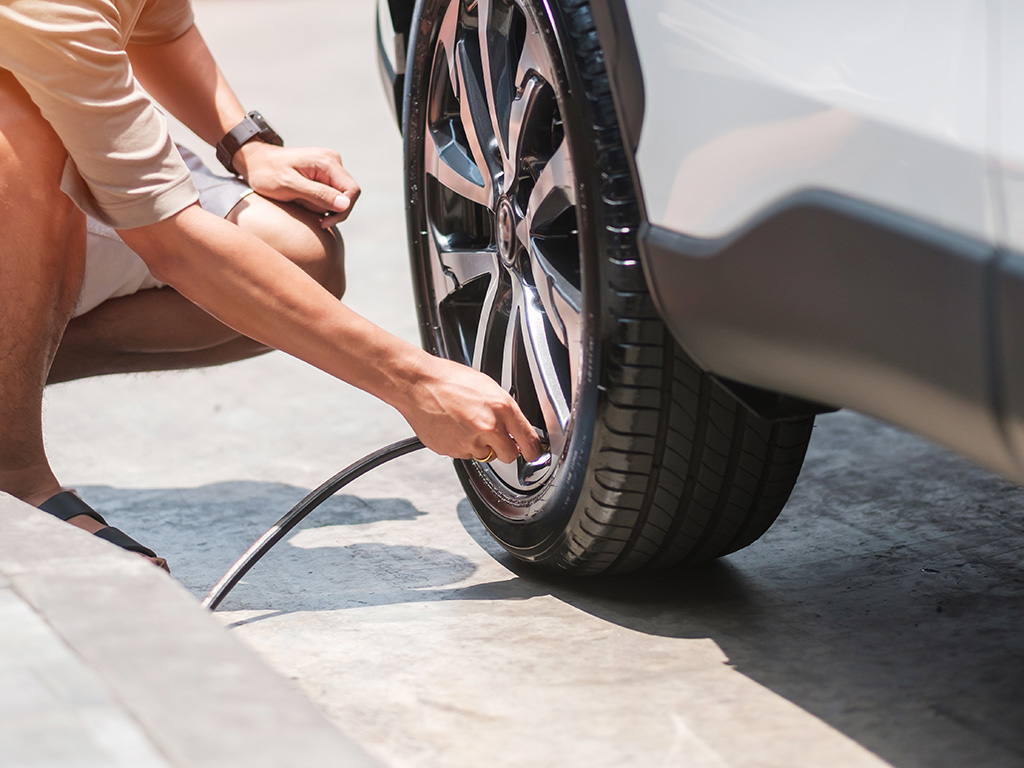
[0,492,378,767]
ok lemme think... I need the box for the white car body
[628,1,996,245]
[618,1,1024,479]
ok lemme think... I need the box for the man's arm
[126,23,540,460]
[128,25,358,226]
[118,204,542,463]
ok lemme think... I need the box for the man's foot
[38,491,170,572]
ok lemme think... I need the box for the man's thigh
[0,67,87,327]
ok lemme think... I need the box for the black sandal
[38,491,170,573]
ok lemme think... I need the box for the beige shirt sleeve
[0,0,199,229]
[133,0,195,44]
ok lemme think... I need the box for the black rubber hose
[203,435,425,611]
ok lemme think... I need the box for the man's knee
[229,196,346,299]
[286,219,347,300]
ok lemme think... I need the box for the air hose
[202,435,425,611]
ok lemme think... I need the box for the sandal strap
[38,491,164,567]
[38,491,108,527]
[94,526,158,559]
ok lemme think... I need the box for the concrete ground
[24,0,1024,766]
[0,497,377,768]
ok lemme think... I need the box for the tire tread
[544,0,813,574]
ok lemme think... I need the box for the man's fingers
[481,393,542,463]
[297,155,361,209]
[318,165,361,205]
[289,177,353,216]
[471,445,497,463]
[241,145,361,225]
[320,210,348,229]
[476,423,542,465]
[505,408,543,462]
[490,432,523,464]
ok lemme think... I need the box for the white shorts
[75,145,252,318]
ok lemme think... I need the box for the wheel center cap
[496,199,517,265]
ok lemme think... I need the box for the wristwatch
[216,111,284,176]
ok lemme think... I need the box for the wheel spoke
[545,261,582,405]
[498,290,519,395]
[489,299,526,487]
[526,141,575,229]
[429,237,499,298]
[426,236,454,306]
[476,0,518,175]
[508,278,571,451]
[521,239,581,349]
[453,43,500,207]
[517,229,582,403]
[471,268,505,371]
[438,247,498,288]
[430,237,501,370]
[435,0,462,97]
[505,74,546,193]
[515,24,551,87]
[510,22,556,172]
[424,125,491,208]
[425,0,496,208]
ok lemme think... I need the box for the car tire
[403,0,815,573]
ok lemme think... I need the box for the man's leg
[0,69,87,507]
[48,195,345,382]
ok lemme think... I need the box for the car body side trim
[994,253,1024,473]
[639,189,1023,481]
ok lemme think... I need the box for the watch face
[217,112,284,173]
[248,111,283,146]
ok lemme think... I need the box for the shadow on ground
[78,413,1024,768]
[453,411,1024,768]
[473,536,1024,768]
[75,481,441,605]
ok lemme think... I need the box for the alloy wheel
[420,0,581,495]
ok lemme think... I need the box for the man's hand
[394,355,544,465]
[127,24,359,230]
[233,142,361,228]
